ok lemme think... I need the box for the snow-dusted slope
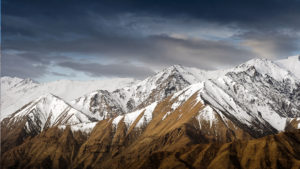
[112,101,158,129]
[3,94,95,134]
[175,58,300,134]
[198,58,300,134]
[1,77,136,119]
[276,55,300,79]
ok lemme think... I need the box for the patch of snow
[123,109,143,128]
[58,122,97,133]
[177,113,183,120]
[112,115,124,128]
[110,102,158,129]
[162,111,171,120]
[171,82,204,110]
[196,106,216,128]
[135,102,158,128]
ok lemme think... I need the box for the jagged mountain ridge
[2,56,300,133]
[69,64,230,121]
[68,55,300,125]
[69,65,202,121]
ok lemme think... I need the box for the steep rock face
[71,90,125,121]
[1,94,95,153]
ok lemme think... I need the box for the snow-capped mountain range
[1,55,300,135]
[0,77,136,119]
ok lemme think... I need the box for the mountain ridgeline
[1,55,300,169]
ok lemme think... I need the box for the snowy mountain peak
[236,57,276,70]
[1,76,23,83]
[36,94,67,110]
[20,78,38,85]
[3,76,37,85]
[1,76,37,90]
[3,91,95,136]
[233,57,298,83]
[110,64,194,112]
[162,64,184,73]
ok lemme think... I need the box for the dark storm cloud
[4,0,300,30]
[58,61,154,78]
[2,0,300,80]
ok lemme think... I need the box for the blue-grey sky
[2,0,300,82]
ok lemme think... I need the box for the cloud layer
[2,0,300,81]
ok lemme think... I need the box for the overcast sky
[2,0,300,82]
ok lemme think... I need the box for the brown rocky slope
[1,123,300,169]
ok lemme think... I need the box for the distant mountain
[276,55,300,79]
[0,77,136,119]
